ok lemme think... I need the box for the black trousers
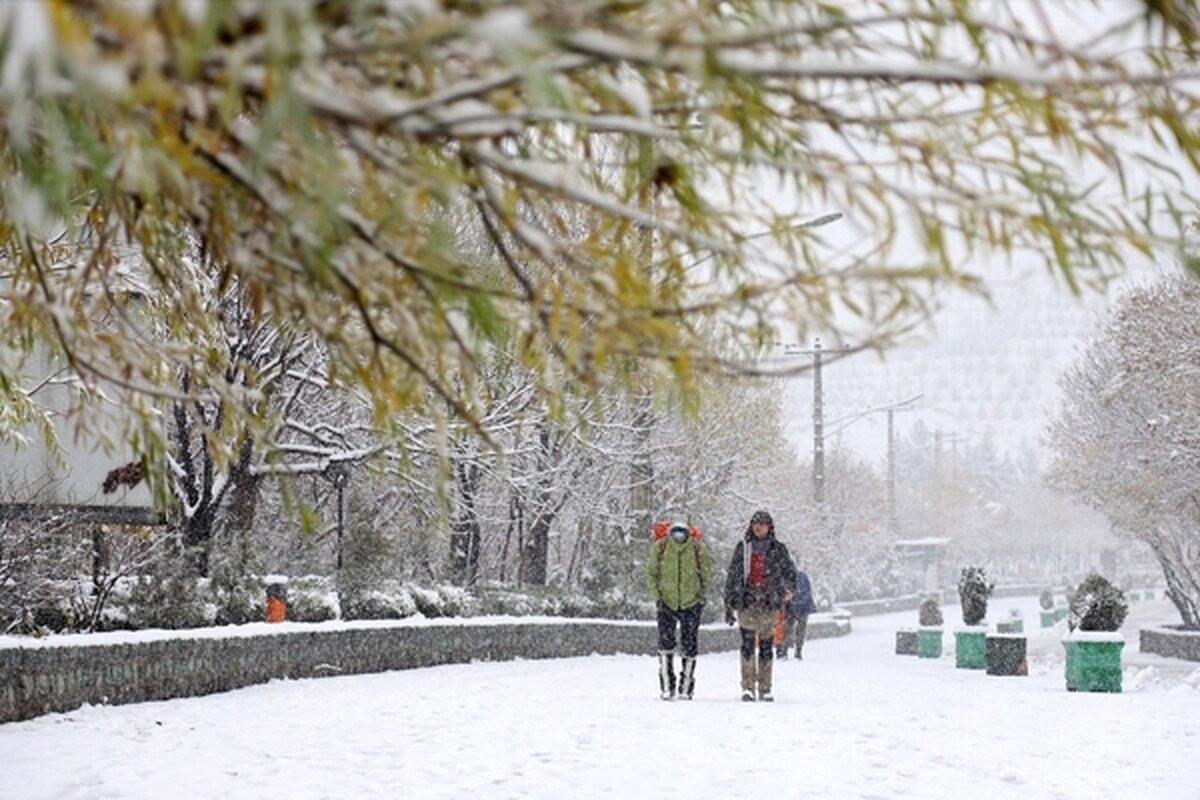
[656,603,703,657]
[741,626,775,662]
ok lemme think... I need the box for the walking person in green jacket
[646,520,714,700]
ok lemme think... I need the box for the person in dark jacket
[774,563,817,659]
[723,510,796,702]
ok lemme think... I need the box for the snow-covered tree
[1046,271,1200,628]
[3,0,1199,474]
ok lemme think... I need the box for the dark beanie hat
[750,510,772,525]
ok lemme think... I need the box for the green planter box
[916,627,943,659]
[1063,634,1125,693]
[1054,607,1068,622]
[955,628,987,669]
[986,633,1027,676]
[895,629,918,656]
[1144,589,1155,600]
[1040,610,1056,628]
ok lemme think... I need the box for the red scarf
[747,552,767,589]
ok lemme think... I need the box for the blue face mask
[670,527,689,543]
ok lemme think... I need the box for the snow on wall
[0,614,851,722]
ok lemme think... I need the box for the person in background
[774,562,817,659]
[646,520,713,700]
[723,510,796,702]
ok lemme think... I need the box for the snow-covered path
[4,597,1198,800]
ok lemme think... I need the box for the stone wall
[840,594,924,617]
[1,615,850,723]
[1139,625,1200,662]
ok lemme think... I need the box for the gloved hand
[724,607,736,626]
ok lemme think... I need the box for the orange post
[265,582,287,623]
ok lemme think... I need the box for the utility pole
[887,407,897,536]
[783,339,827,503]
[812,338,824,504]
[823,393,920,536]
[881,396,921,536]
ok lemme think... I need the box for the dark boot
[679,656,696,699]
[776,646,788,660]
[658,651,676,700]
[740,654,756,698]
[758,638,775,700]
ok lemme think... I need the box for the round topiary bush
[957,566,993,626]
[1039,587,1055,610]
[1068,573,1129,632]
[919,596,943,627]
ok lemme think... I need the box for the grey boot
[658,651,676,700]
[679,656,696,699]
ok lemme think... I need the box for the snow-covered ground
[3,595,1198,800]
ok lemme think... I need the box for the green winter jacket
[646,536,714,611]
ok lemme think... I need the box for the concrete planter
[1063,632,1125,693]
[996,620,1022,634]
[895,629,918,656]
[954,627,988,669]
[916,627,943,659]
[985,633,1027,676]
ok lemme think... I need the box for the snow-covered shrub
[89,576,137,631]
[1039,587,1055,610]
[919,597,943,627]
[434,584,481,617]
[285,575,339,622]
[125,573,215,630]
[409,584,447,617]
[405,583,482,618]
[0,514,89,634]
[29,587,80,633]
[1068,573,1128,632]
[474,585,536,616]
[957,566,993,626]
[212,575,267,625]
[340,581,419,620]
[553,592,599,618]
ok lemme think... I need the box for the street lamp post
[322,462,351,571]
[817,393,922,526]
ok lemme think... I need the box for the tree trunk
[222,437,261,574]
[630,392,655,540]
[1152,529,1200,628]
[449,460,482,585]
[520,513,550,586]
